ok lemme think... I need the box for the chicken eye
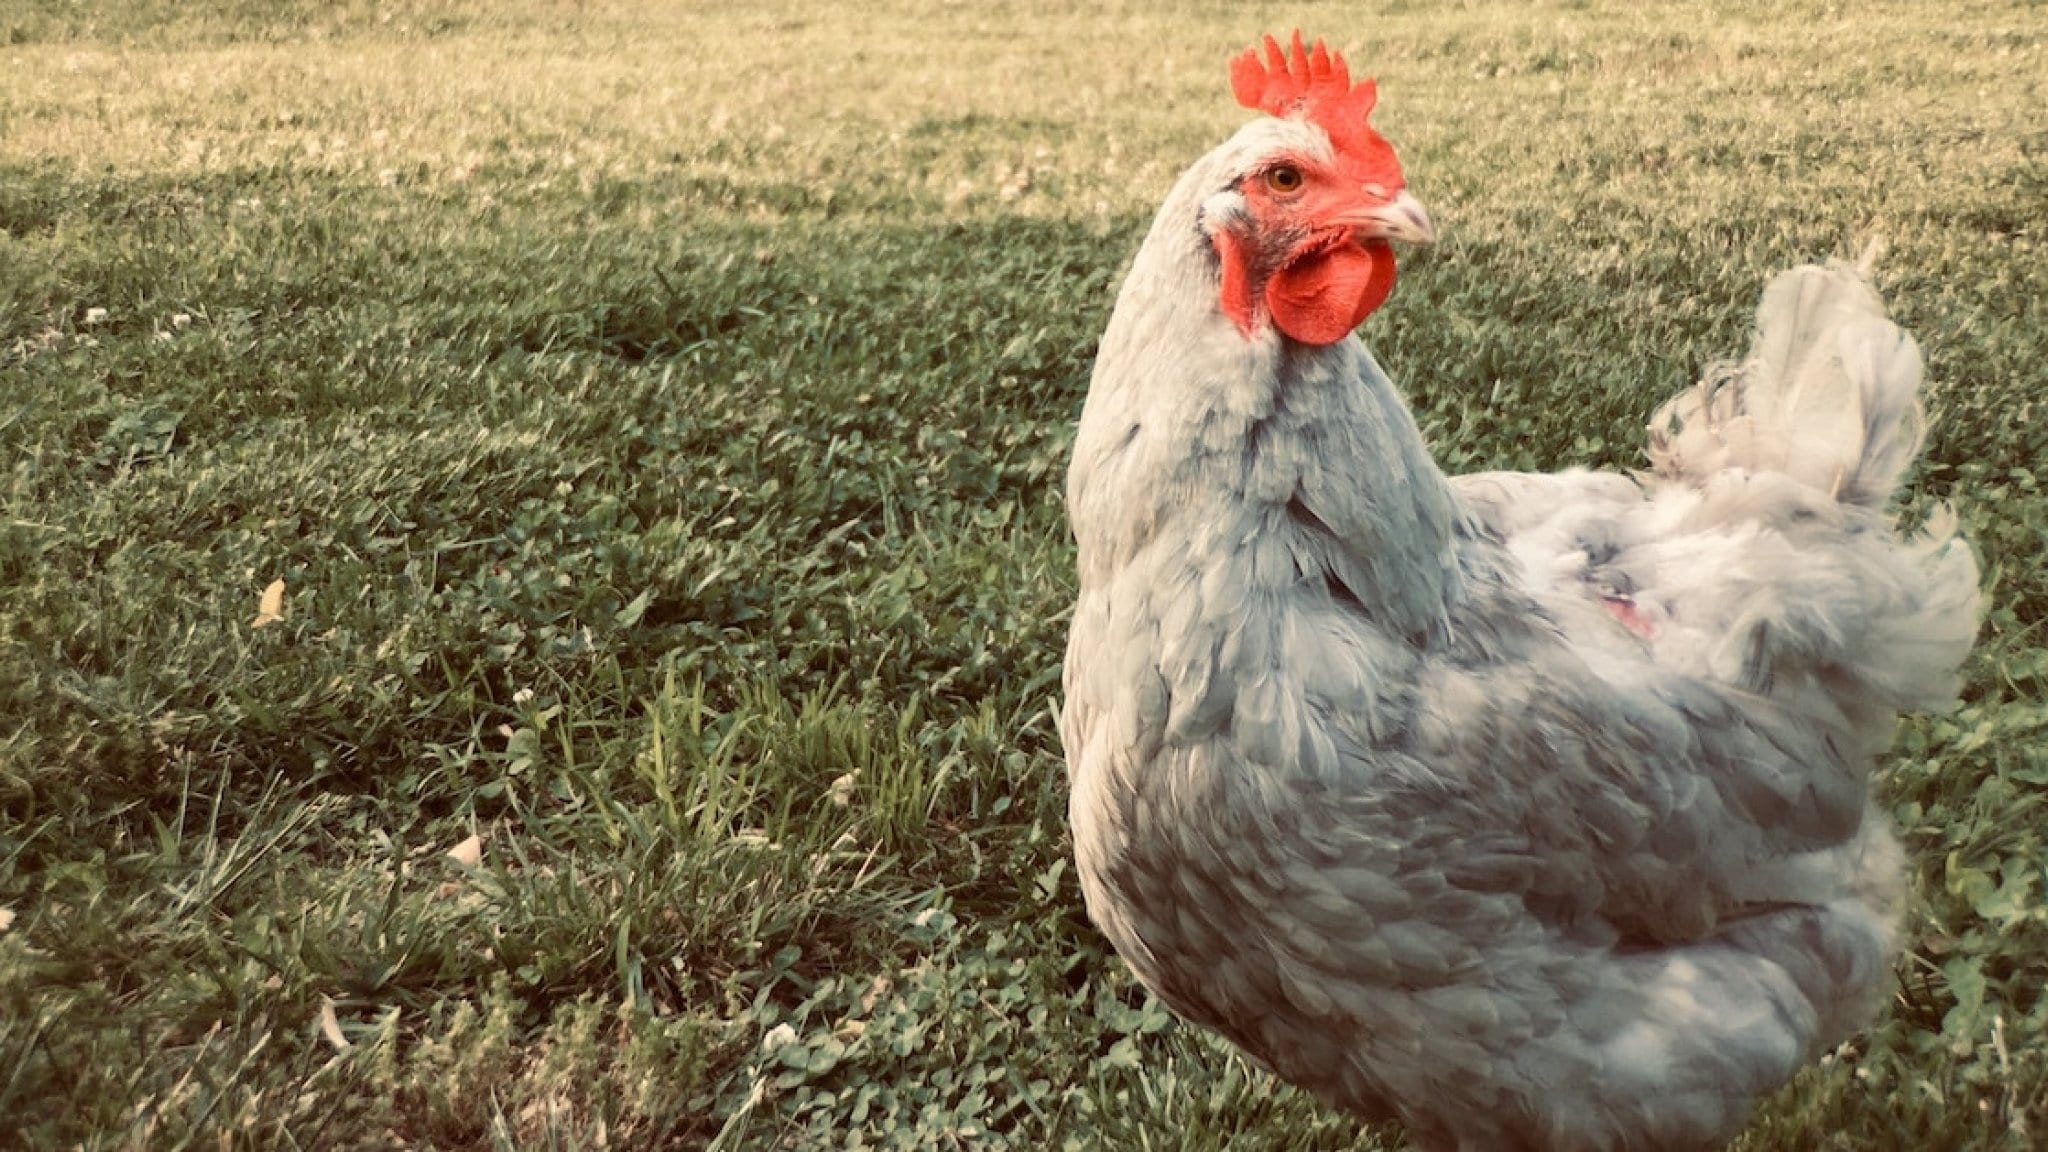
[1264,165,1305,194]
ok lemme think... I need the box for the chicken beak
[1356,189,1435,247]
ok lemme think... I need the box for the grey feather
[1063,119,1980,1152]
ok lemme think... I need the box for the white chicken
[1062,32,1980,1152]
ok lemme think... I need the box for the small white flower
[82,307,109,325]
[760,1023,798,1054]
[512,687,534,706]
[171,312,192,329]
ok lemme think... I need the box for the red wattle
[1265,241,1397,346]
[1211,230,1258,336]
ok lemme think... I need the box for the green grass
[1,0,2043,1147]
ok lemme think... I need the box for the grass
[0,0,2042,1147]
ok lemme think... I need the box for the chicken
[1061,32,1981,1152]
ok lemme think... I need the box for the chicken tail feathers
[1641,250,1980,712]
[1647,251,1926,509]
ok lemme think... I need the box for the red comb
[1230,31,1381,155]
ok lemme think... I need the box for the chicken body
[1061,82,1980,1152]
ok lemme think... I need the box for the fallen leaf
[859,975,891,1012]
[318,996,350,1051]
[827,771,859,808]
[251,578,286,628]
[446,834,483,868]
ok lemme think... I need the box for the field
[1,0,2043,1147]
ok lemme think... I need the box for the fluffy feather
[1646,249,1930,509]
[1062,55,1980,1152]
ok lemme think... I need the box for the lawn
[0,0,2042,1147]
